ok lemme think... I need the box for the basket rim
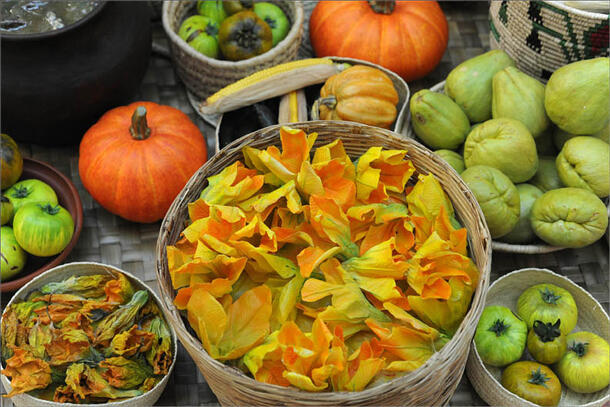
[161,0,304,68]
[543,0,609,20]
[0,261,179,407]
[467,267,610,407]
[155,121,493,400]
[427,80,568,254]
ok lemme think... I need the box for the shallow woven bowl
[162,0,304,99]
[1,158,84,292]
[406,81,565,254]
[489,1,609,82]
[156,121,492,406]
[0,262,178,407]
[213,56,412,152]
[466,268,610,407]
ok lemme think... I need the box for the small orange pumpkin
[79,102,207,223]
[313,65,399,129]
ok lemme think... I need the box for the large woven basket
[466,268,610,407]
[489,0,609,82]
[162,0,304,99]
[407,81,564,254]
[155,121,492,406]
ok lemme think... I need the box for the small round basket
[407,81,565,254]
[466,268,610,407]
[155,121,492,406]
[0,262,178,407]
[489,1,609,82]
[162,0,304,99]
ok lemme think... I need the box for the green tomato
[1,226,27,280]
[526,319,567,364]
[517,283,577,335]
[198,0,227,25]
[556,331,610,394]
[253,2,289,46]
[178,15,220,58]
[474,305,528,366]
[3,179,58,214]
[1,196,13,225]
[501,361,562,406]
[13,202,74,257]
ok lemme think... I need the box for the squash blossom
[94,290,149,345]
[40,274,112,299]
[142,316,173,375]
[166,127,480,392]
[99,356,153,389]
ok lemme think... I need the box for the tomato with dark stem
[527,319,566,364]
[556,331,610,393]
[474,305,527,366]
[13,202,74,257]
[218,10,272,61]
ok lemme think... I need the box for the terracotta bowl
[1,158,83,292]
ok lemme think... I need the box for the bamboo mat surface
[1,2,608,406]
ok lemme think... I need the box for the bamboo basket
[162,1,304,99]
[466,268,610,407]
[489,0,609,82]
[407,81,564,254]
[155,121,492,406]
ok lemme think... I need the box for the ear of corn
[278,89,308,124]
[201,58,347,115]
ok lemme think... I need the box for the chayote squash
[530,156,563,192]
[531,188,608,248]
[500,183,543,244]
[556,136,609,198]
[461,165,520,238]
[545,57,609,135]
[492,66,550,138]
[434,149,465,174]
[410,89,469,150]
[463,118,538,183]
[445,50,515,123]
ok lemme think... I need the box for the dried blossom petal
[2,346,51,397]
[110,324,155,357]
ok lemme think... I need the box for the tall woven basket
[156,122,492,406]
[489,0,609,82]
[162,1,304,99]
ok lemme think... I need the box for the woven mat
[1,2,608,406]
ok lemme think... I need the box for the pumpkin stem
[368,0,395,14]
[130,106,151,140]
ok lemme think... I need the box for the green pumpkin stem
[368,0,395,14]
[130,106,151,141]
[569,341,589,357]
[39,203,60,215]
[11,185,31,199]
[533,319,562,343]
[528,367,551,388]
[488,319,510,337]
[539,287,561,304]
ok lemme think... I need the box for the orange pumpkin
[79,102,207,223]
[314,65,399,129]
[309,0,448,82]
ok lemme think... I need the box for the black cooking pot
[1,1,152,145]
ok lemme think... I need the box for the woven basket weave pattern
[156,122,492,406]
[489,0,609,81]
[162,1,304,99]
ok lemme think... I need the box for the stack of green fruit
[1,134,75,282]
[178,0,290,61]
[475,284,609,406]
[410,51,609,248]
